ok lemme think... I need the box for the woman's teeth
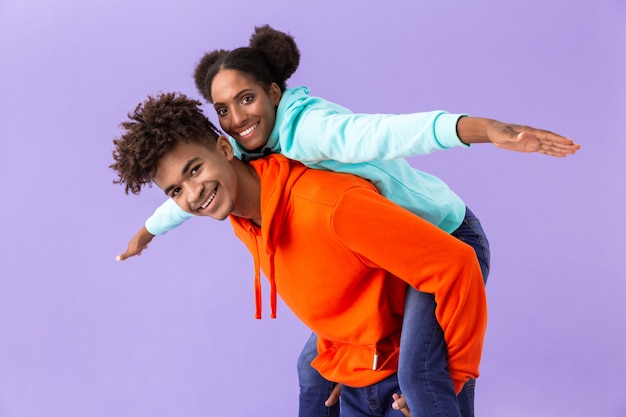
[239,123,257,137]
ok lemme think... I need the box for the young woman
[116,25,579,417]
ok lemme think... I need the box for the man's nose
[184,180,202,204]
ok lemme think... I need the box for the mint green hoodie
[145,86,468,235]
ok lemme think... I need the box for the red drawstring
[251,228,263,320]
[269,254,277,319]
[250,226,277,319]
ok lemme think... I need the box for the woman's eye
[172,187,181,197]
[242,95,253,104]
[216,108,227,116]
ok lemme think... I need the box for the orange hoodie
[229,154,487,392]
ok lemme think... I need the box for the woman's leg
[451,207,491,284]
[397,206,490,417]
[398,289,461,417]
[451,207,490,417]
[297,332,340,417]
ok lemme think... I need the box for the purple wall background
[1,0,624,416]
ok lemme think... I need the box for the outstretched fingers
[518,129,581,157]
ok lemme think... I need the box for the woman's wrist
[456,116,494,145]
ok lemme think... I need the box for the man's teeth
[239,123,257,137]
[200,188,217,209]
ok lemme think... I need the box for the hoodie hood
[229,154,307,319]
[254,154,308,255]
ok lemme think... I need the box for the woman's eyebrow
[214,89,254,107]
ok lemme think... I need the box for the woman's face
[211,69,281,151]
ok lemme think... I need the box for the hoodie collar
[236,154,308,319]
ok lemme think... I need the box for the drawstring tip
[372,353,379,370]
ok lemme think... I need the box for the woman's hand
[116,226,155,261]
[457,116,581,157]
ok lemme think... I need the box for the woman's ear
[270,83,282,106]
[216,136,235,160]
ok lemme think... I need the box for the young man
[111,92,487,417]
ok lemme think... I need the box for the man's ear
[270,83,282,106]
[216,136,235,160]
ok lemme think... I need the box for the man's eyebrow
[163,157,199,196]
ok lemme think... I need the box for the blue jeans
[298,332,340,417]
[297,207,490,417]
[340,374,407,417]
[449,207,490,417]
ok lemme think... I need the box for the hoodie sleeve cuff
[144,198,194,235]
[145,216,166,236]
[434,113,470,149]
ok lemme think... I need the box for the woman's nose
[231,107,247,127]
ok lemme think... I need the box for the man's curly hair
[110,92,221,195]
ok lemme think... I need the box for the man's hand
[116,226,155,261]
[391,393,412,417]
[325,383,341,407]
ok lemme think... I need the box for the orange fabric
[230,154,487,391]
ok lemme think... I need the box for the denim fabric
[297,207,490,417]
[298,332,340,417]
[340,374,406,417]
[451,207,491,284]
[398,289,461,417]
[398,206,490,416]
[450,206,490,417]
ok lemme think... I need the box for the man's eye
[172,187,181,197]
[191,164,201,176]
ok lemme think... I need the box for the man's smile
[198,186,218,211]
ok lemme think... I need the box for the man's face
[153,137,239,220]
